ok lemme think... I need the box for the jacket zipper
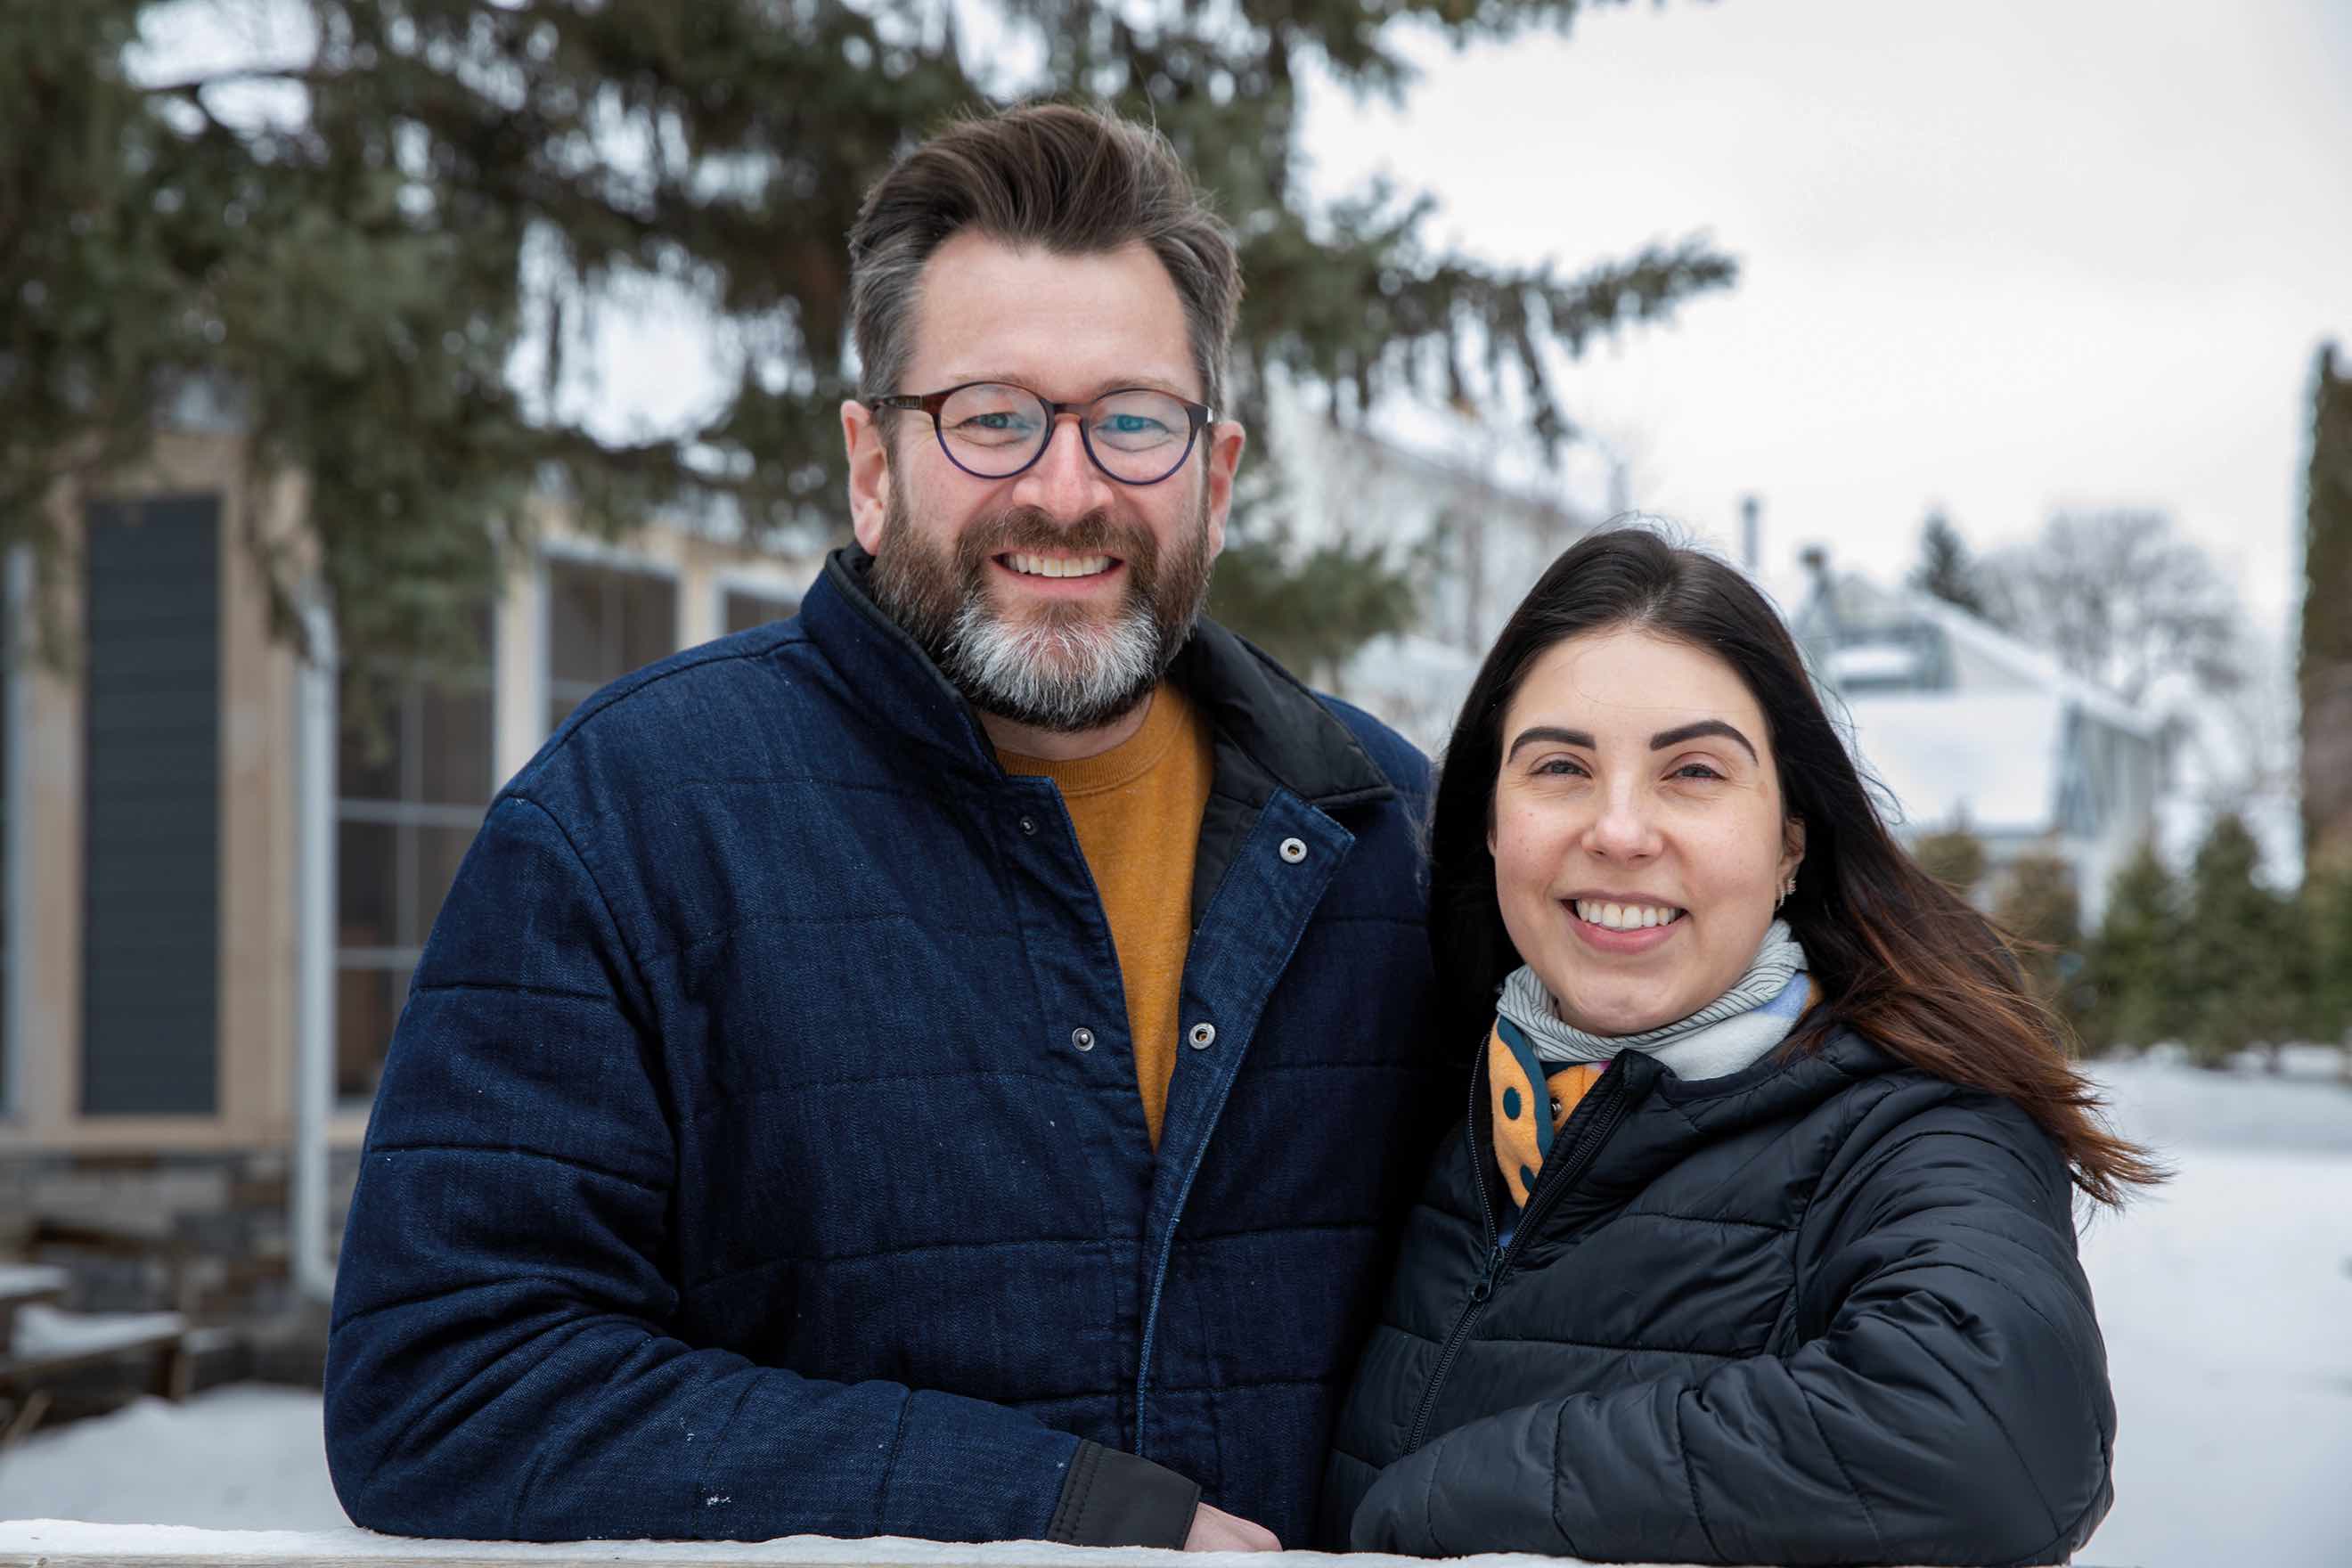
[1401,1054,1633,1456]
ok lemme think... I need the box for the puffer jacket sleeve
[324,794,1196,1547]
[1349,1096,2115,1566]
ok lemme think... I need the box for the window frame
[333,608,497,1107]
[538,543,682,735]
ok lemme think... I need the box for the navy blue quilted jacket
[323,547,1451,1547]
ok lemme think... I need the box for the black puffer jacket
[1322,1032,2115,1565]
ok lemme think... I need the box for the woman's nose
[1585,787,1662,860]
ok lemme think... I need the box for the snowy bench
[0,1262,68,1346]
[0,1302,192,1410]
[0,1522,1753,1568]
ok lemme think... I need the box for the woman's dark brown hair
[1429,527,2162,1206]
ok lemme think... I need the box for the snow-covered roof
[1840,690,2068,835]
[1824,642,1924,686]
[1900,592,2157,739]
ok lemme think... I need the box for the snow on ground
[2071,1051,2352,1568]
[1,1056,2347,1567]
[0,1384,347,1530]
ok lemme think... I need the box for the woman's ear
[1780,817,1808,884]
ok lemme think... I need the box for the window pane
[724,591,797,636]
[336,962,407,1102]
[419,683,493,804]
[543,558,674,734]
[337,820,398,951]
[619,571,678,673]
[411,825,478,948]
[547,559,608,687]
[337,669,404,803]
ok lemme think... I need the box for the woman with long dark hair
[1321,528,2158,1565]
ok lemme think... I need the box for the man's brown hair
[848,102,1242,412]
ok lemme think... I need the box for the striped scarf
[1488,921,1812,1208]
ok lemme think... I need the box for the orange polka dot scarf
[1488,1016,1611,1210]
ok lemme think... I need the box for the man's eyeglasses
[870,381,1214,487]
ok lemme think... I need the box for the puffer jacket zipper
[1401,1051,1635,1456]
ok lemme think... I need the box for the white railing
[0,1522,1734,1568]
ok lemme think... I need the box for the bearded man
[324,103,1447,1553]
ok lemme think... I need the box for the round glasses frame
[870,381,1216,487]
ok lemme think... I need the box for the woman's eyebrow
[1505,725,1597,760]
[1649,719,1758,763]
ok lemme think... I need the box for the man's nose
[1008,412,1116,515]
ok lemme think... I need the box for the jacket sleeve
[324,794,1198,1548]
[1349,1101,2116,1566]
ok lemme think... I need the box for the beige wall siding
[2,434,822,1154]
[16,508,85,1132]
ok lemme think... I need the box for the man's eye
[1106,415,1167,435]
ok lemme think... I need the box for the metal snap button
[1019,815,1038,835]
[1071,1027,1095,1052]
[1278,837,1307,863]
[1188,1022,1217,1050]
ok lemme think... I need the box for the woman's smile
[1563,894,1686,955]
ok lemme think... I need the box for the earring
[1776,873,1797,909]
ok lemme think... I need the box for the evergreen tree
[1205,531,1420,689]
[2176,813,2299,1068]
[2077,838,2180,1055]
[1908,509,1989,617]
[1992,848,2083,1025]
[1913,819,1989,901]
[0,0,1735,673]
[2300,342,2352,874]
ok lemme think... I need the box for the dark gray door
[82,495,220,1115]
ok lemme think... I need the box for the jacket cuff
[1045,1440,1201,1548]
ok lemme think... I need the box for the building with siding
[0,432,820,1326]
[1782,555,2162,924]
[3,406,1593,1329]
[1262,379,1603,751]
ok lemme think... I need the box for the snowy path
[1,1058,2347,1566]
[2070,1057,2352,1567]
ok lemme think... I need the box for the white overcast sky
[148,0,2349,634]
[1295,0,2352,632]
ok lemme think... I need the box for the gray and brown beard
[868,479,1215,734]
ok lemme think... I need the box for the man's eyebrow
[1505,725,1597,761]
[1650,719,1758,763]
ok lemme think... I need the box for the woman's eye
[1673,763,1724,781]
[1534,757,1587,778]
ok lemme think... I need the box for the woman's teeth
[1007,553,1113,578]
[1573,900,1686,932]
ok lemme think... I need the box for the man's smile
[992,551,1125,593]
